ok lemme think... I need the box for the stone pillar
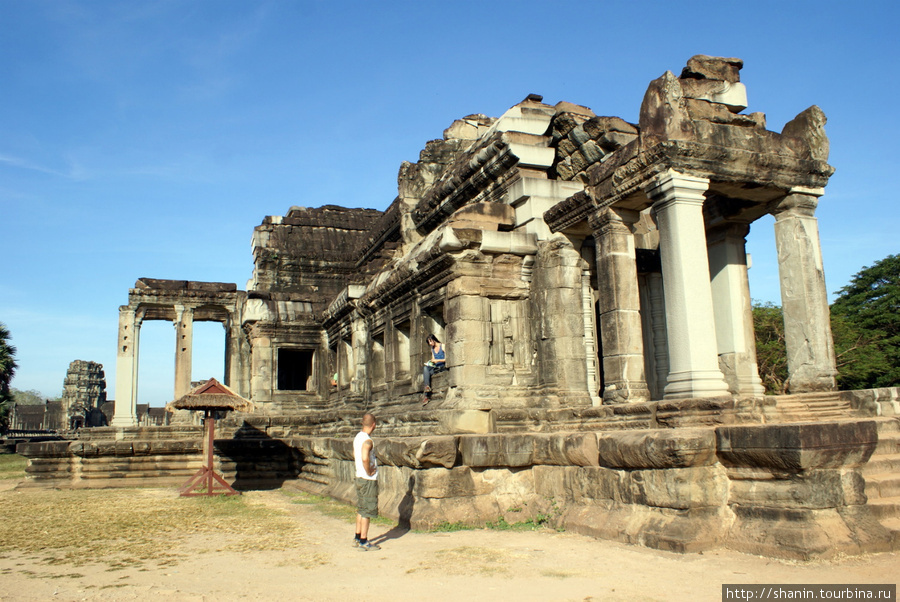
[223,316,235,388]
[772,189,837,392]
[590,207,650,403]
[174,305,194,398]
[707,222,766,397]
[531,235,589,397]
[444,290,489,400]
[639,272,669,400]
[581,268,602,406]
[248,325,274,403]
[351,313,368,397]
[112,306,140,427]
[223,308,249,397]
[647,170,730,398]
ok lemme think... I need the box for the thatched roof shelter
[166,378,255,413]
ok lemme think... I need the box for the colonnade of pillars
[112,305,238,427]
[591,169,836,403]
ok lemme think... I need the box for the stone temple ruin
[19,56,900,559]
[9,360,107,431]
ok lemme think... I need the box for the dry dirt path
[0,482,896,602]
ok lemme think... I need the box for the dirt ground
[0,479,896,602]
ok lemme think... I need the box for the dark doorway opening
[277,349,314,391]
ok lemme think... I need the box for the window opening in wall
[328,344,337,387]
[580,238,598,291]
[423,305,446,348]
[371,331,385,384]
[339,338,353,386]
[277,348,314,391]
[394,320,411,378]
[488,299,517,367]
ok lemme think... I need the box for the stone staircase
[771,392,853,422]
[769,391,900,545]
[862,416,900,544]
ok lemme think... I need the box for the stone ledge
[597,428,717,468]
[716,421,878,471]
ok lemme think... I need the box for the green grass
[429,512,560,534]
[286,490,393,526]
[485,515,553,531]
[430,521,472,532]
[0,454,26,479]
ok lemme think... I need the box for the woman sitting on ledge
[422,334,446,405]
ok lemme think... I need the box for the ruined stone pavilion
[19,56,900,559]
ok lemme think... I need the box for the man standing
[353,412,380,551]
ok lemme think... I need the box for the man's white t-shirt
[354,431,378,480]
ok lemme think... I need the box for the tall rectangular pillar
[647,170,730,399]
[772,189,837,392]
[112,307,139,427]
[174,305,194,399]
[707,222,765,397]
[590,207,650,403]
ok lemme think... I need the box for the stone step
[865,473,900,499]
[777,399,849,408]
[866,498,900,520]
[863,453,900,476]
[875,432,900,455]
[879,517,900,551]
[297,473,330,486]
[772,392,844,403]
[772,394,854,423]
[880,516,900,537]
[874,417,900,433]
[775,411,852,422]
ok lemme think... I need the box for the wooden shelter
[166,378,254,496]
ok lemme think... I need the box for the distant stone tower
[61,360,107,429]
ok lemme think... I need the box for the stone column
[248,325,274,403]
[772,189,837,392]
[581,268,602,406]
[174,305,194,398]
[223,315,235,388]
[647,170,730,398]
[707,222,766,397]
[590,207,650,403]
[351,313,368,397]
[112,306,140,427]
[639,272,669,400]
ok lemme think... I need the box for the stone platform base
[14,394,900,560]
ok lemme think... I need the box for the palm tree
[0,322,18,431]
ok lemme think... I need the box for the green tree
[10,388,46,405]
[752,301,788,394]
[831,254,900,388]
[0,322,18,432]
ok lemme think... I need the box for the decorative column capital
[120,305,145,328]
[588,206,641,234]
[645,169,709,210]
[772,191,820,219]
[706,221,751,246]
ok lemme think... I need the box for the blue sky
[2,0,898,405]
